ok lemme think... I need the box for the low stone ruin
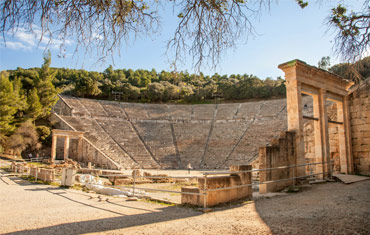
[181,165,252,207]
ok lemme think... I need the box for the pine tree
[26,88,43,120]
[35,52,59,117]
[11,77,28,124]
[0,72,18,135]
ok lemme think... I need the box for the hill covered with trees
[52,66,287,102]
[1,55,369,157]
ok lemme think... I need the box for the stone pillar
[64,136,70,160]
[313,89,330,178]
[286,80,305,176]
[77,137,83,161]
[313,94,323,178]
[336,100,347,173]
[344,97,353,174]
[51,135,57,162]
[337,97,353,174]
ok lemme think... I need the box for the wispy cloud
[1,25,73,51]
[0,41,32,51]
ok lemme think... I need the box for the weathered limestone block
[30,167,39,178]
[38,168,55,183]
[80,168,102,176]
[181,165,252,207]
[259,131,295,194]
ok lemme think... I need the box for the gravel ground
[1,169,369,235]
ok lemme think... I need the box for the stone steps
[55,95,301,170]
[62,116,137,168]
[61,96,90,116]
[97,119,159,168]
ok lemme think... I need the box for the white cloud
[14,28,36,46]
[1,26,74,52]
[0,41,32,51]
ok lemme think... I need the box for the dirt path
[1,171,369,235]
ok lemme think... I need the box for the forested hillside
[51,66,287,102]
[1,55,369,156]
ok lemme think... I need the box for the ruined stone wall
[349,78,370,175]
[50,113,122,170]
[328,123,340,172]
[303,120,315,174]
[303,105,340,174]
[259,131,295,193]
[181,165,252,207]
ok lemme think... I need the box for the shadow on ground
[254,181,370,234]
[5,184,226,235]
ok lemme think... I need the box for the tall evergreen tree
[0,72,18,135]
[26,88,43,120]
[11,77,28,124]
[35,52,59,118]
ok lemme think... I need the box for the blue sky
[0,0,364,79]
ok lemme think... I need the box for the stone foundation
[181,165,252,207]
[259,131,295,194]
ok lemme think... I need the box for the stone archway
[51,129,84,163]
[279,60,354,178]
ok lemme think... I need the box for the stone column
[336,100,347,173]
[51,135,57,162]
[64,136,70,160]
[313,94,323,178]
[77,137,83,161]
[337,97,353,174]
[286,79,305,176]
[344,97,353,173]
[314,89,330,178]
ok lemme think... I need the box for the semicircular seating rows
[52,95,313,169]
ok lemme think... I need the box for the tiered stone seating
[144,104,170,120]
[98,100,128,119]
[79,98,108,118]
[235,101,265,120]
[216,103,240,120]
[121,103,149,119]
[62,116,137,168]
[134,122,178,168]
[192,104,216,120]
[60,96,90,116]
[258,99,286,117]
[168,105,191,120]
[203,121,250,168]
[225,118,288,166]
[97,119,159,168]
[56,96,295,169]
[173,123,211,168]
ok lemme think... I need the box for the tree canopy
[0,54,59,155]
[2,0,368,70]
